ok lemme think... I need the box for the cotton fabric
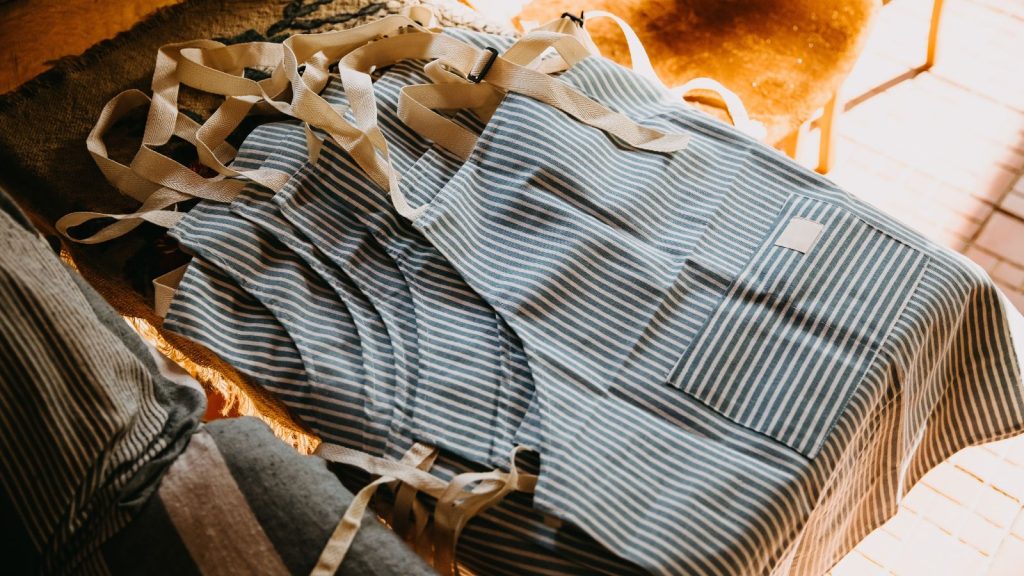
[408,55,1024,574]
[165,43,642,574]
[163,27,1024,576]
[0,189,204,574]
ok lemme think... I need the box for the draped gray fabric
[101,417,438,576]
[0,188,204,573]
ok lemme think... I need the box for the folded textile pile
[101,417,438,576]
[54,8,1024,576]
[0,0,516,452]
[0,188,204,573]
[0,187,435,575]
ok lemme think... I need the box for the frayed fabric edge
[125,314,321,455]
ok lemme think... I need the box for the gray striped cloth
[162,28,1024,576]
[0,189,204,573]
[0,189,438,575]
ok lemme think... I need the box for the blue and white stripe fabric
[171,37,542,466]
[164,27,1024,576]
[409,53,1024,574]
[273,76,543,464]
[164,47,644,574]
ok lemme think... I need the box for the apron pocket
[667,194,928,458]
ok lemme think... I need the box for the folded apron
[393,55,1024,574]
[163,25,1024,575]
[164,44,644,575]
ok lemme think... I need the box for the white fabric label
[775,217,824,253]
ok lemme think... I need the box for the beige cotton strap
[391,447,439,542]
[582,10,661,84]
[420,58,504,125]
[134,39,296,196]
[671,77,767,140]
[525,12,602,58]
[414,26,601,151]
[86,90,172,203]
[398,83,500,161]
[521,12,654,79]
[85,89,237,202]
[153,263,190,318]
[396,27,592,161]
[55,188,187,244]
[60,32,339,245]
[175,42,288,98]
[431,446,537,575]
[173,41,331,186]
[67,15,433,242]
[62,15,421,245]
[57,87,260,244]
[64,12,670,242]
[129,41,263,198]
[501,29,594,70]
[159,431,291,576]
[336,30,689,220]
[311,443,440,576]
[265,14,432,185]
[314,443,538,575]
[402,4,441,30]
[487,57,689,151]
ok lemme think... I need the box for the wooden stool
[814,0,945,173]
[516,0,885,173]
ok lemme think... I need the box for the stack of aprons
[162,27,1024,576]
[165,29,642,575]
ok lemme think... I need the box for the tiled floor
[831,433,1024,576]
[796,0,1024,310]
[801,0,1024,574]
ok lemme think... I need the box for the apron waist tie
[312,442,537,576]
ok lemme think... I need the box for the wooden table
[0,0,182,93]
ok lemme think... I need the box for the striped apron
[391,54,1024,574]
[170,48,539,466]
[164,26,1024,575]
[273,29,546,467]
[164,44,644,575]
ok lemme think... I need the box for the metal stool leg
[925,0,945,69]
[816,91,840,174]
[778,128,801,160]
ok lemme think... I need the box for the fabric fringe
[125,315,321,454]
[59,252,319,454]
